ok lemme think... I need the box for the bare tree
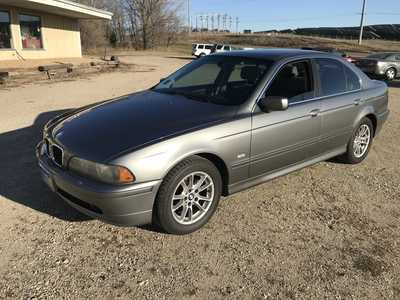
[75,0,110,50]
[118,0,183,49]
[161,2,183,47]
[75,0,184,50]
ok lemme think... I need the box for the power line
[367,12,400,16]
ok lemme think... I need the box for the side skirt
[227,146,346,195]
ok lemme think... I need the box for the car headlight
[69,157,135,185]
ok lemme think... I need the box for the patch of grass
[352,254,387,277]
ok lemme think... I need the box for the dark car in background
[354,52,400,81]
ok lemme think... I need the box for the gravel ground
[0,55,399,300]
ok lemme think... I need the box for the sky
[190,0,400,32]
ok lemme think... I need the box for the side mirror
[259,96,289,112]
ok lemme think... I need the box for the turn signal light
[117,167,135,183]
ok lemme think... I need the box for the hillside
[175,33,400,54]
[257,24,400,41]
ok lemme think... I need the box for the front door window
[267,61,314,104]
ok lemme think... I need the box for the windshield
[153,56,273,106]
[367,53,391,59]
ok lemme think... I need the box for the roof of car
[215,48,325,61]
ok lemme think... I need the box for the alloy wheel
[353,124,371,158]
[386,69,396,80]
[171,172,214,225]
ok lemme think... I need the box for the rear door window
[315,58,347,96]
[198,45,204,49]
[344,66,361,91]
[205,45,212,50]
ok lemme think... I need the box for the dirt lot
[0,54,399,299]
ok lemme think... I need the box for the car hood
[50,90,237,163]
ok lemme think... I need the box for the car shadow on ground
[0,110,91,222]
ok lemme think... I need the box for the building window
[0,11,11,49]
[19,14,43,49]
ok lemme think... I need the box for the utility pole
[358,0,367,45]
[235,17,239,34]
[200,15,204,31]
[222,14,227,31]
[187,0,191,35]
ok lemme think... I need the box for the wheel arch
[196,153,230,196]
[365,113,377,136]
[161,151,231,197]
[353,106,377,136]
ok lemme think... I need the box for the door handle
[309,109,320,117]
[354,99,362,106]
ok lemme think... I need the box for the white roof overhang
[0,0,113,20]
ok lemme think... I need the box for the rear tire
[154,156,222,235]
[385,68,396,81]
[341,117,374,164]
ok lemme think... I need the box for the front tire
[154,156,222,235]
[341,117,374,164]
[385,68,396,81]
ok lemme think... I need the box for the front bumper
[36,141,161,226]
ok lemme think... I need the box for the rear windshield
[153,56,273,106]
